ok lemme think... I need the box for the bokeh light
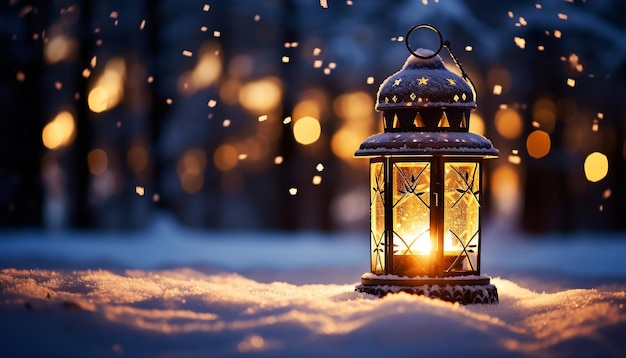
[333,91,372,120]
[88,57,126,113]
[494,108,522,139]
[584,152,608,182]
[177,149,207,194]
[526,130,551,158]
[44,33,77,64]
[491,165,520,214]
[213,144,238,171]
[532,98,557,133]
[469,113,485,136]
[293,99,321,122]
[486,68,511,95]
[331,92,375,164]
[331,127,363,160]
[178,41,223,96]
[293,116,321,145]
[88,149,108,175]
[238,77,283,114]
[42,111,76,150]
[127,145,149,174]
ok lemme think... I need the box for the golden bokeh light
[213,144,238,171]
[42,111,76,150]
[532,98,557,133]
[88,86,110,113]
[293,100,321,122]
[238,77,283,114]
[491,165,520,213]
[127,145,149,174]
[177,148,207,194]
[219,79,241,106]
[88,57,126,113]
[44,34,77,64]
[494,108,523,139]
[333,92,373,121]
[331,127,364,160]
[227,55,253,78]
[486,68,511,95]
[469,113,485,136]
[88,149,108,175]
[293,116,321,145]
[526,130,551,158]
[178,41,222,96]
[584,152,608,183]
[180,171,204,194]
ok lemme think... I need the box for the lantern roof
[355,131,498,157]
[376,48,476,112]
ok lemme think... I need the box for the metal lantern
[355,25,499,304]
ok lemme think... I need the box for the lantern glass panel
[443,161,481,273]
[370,161,386,274]
[391,161,432,277]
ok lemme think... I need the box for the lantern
[355,24,498,304]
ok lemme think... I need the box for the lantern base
[356,274,498,304]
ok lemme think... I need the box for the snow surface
[1,214,626,357]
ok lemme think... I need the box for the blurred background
[0,0,624,234]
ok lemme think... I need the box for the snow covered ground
[1,214,626,357]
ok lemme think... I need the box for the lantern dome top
[376,48,476,112]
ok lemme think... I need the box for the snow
[354,131,498,156]
[1,215,626,357]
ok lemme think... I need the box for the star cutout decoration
[417,76,429,85]
[393,78,402,86]
[447,78,456,86]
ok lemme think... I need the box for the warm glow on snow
[584,152,608,183]
[1,267,624,356]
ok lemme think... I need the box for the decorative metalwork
[370,162,386,274]
[356,283,499,305]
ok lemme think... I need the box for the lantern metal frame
[354,24,498,304]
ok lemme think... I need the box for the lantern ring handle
[405,24,478,102]
[405,24,443,59]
